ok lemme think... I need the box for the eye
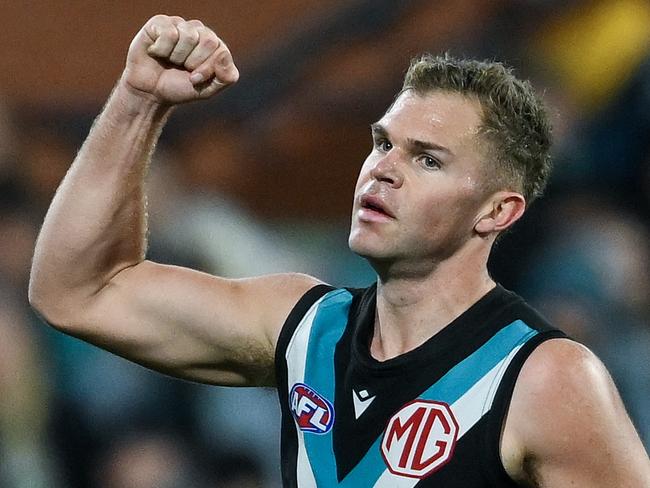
[374,138,393,152]
[419,154,441,170]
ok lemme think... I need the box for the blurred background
[1,0,649,486]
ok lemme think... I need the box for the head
[349,54,552,275]
[401,54,552,204]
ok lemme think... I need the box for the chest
[280,290,536,487]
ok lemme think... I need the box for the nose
[369,152,404,188]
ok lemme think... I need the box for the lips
[359,194,395,219]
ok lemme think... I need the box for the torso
[275,283,566,487]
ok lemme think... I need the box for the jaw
[349,216,489,282]
[349,222,433,279]
[348,216,398,259]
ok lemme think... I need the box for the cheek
[412,188,477,234]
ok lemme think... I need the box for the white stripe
[454,342,525,437]
[285,295,329,487]
[373,343,525,488]
[286,297,323,387]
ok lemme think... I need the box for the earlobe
[474,192,526,236]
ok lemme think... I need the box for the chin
[347,234,365,256]
[349,233,390,261]
[348,234,372,258]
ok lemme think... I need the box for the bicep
[507,339,650,487]
[68,260,322,386]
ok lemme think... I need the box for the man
[29,14,649,487]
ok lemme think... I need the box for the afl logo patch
[289,383,335,434]
[381,400,459,479]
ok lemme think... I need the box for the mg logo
[289,383,335,434]
[381,400,459,479]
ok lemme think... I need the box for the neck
[370,242,495,361]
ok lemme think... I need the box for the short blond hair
[402,54,553,205]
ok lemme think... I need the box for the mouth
[359,194,395,219]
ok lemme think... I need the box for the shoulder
[512,339,609,422]
[233,272,329,337]
[503,338,650,486]
[233,272,327,301]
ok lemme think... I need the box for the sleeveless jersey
[275,283,566,487]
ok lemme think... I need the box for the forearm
[29,80,172,321]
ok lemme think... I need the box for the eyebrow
[370,122,453,157]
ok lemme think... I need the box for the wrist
[112,77,174,120]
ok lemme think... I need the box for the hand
[121,15,239,105]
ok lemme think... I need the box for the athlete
[29,15,650,487]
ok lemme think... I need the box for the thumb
[190,49,239,91]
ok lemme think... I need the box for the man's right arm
[28,15,323,387]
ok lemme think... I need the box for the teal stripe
[303,289,353,487]
[340,319,538,485]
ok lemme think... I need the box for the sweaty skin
[29,14,650,487]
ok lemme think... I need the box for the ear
[474,191,526,236]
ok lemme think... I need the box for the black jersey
[275,283,566,487]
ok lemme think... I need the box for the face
[348,89,492,271]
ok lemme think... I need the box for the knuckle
[217,50,233,67]
[149,14,169,23]
[186,19,204,28]
[202,36,220,51]
[165,26,180,42]
[178,24,200,42]
[228,66,240,83]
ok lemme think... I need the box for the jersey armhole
[482,330,569,485]
[274,284,336,384]
[274,284,335,488]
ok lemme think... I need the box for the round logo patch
[289,383,335,434]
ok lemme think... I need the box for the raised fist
[121,15,239,105]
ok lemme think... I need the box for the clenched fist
[121,15,239,105]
